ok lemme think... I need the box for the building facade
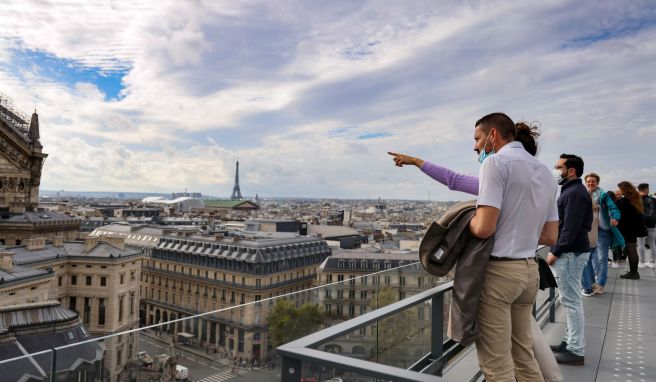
[141,233,331,361]
[317,249,445,364]
[10,237,145,380]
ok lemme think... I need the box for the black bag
[537,257,558,290]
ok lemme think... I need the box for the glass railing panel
[0,349,53,382]
[5,262,446,381]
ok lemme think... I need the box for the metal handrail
[278,247,560,382]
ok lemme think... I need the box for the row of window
[59,271,136,287]
[68,293,136,326]
[326,274,421,287]
[142,266,312,288]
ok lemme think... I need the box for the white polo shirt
[477,141,559,259]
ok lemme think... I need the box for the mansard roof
[155,234,331,263]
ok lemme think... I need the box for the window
[373,262,380,270]
[337,275,344,282]
[98,298,106,325]
[349,275,355,285]
[349,260,356,269]
[83,298,91,325]
[100,277,107,286]
[384,275,391,286]
[325,288,332,298]
[86,276,92,286]
[118,295,124,322]
[70,275,77,285]
[361,276,368,286]
[399,291,406,300]
[349,304,355,318]
[69,296,77,313]
[418,277,423,288]
[131,271,136,281]
[130,293,135,315]
[348,290,355,300]
[337,290,344,299]
[360,290,368,300]
[327,274,333,283]
[58,276,63,286]
[337,260,344,269]
[255,279,261,288]
[399,276,406,286]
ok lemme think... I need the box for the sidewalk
[140,330,234,368]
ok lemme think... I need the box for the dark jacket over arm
[419,200,495,345]
[550,179,592,256]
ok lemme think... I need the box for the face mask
[477,133,496,164]
[553,169,568,185]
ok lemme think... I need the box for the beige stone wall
[141,258,318,360]
[0,275,54,306]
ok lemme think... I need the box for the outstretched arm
[388,152,479,196]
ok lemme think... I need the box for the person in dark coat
[616,181,646,280]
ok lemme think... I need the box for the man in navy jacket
[547,154,593,365]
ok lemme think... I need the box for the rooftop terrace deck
[544,265,656,382]
[448,265,656,382]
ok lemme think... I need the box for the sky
[0,0,655,200]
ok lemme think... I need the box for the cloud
[0,0,654,199]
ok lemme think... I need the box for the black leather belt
[489,256,537,262]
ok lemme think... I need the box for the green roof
[204,200,259,208]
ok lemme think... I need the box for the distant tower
[231,161,243,200]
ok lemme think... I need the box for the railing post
[49,348,56,382]
[549,287,556,323]
[431,292,444,375]
[281,355,302,382]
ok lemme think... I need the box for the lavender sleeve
[420,161,479,196]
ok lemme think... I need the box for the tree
[267,300,325,348]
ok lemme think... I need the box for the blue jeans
[554,252,590,356]
[591,229,611,287]
[581,250,596,291]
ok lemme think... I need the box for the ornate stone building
[142,233,331,361]
[10,237,146,380]
[0,93,80,245]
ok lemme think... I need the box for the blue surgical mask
[477,133,495,164]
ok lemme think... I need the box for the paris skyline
[1,1,654,200]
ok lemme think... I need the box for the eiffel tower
[230,161,243,200]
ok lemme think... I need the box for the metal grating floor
[543,264,656,382]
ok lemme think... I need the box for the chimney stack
[0,251,15,272]
[25,237,46,251]
[53,234,64,247]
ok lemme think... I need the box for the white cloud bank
[0,0,655,199]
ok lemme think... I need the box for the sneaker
[646,262,655,269]
[550,341,567,353]
[611,262,620,269]
[581,289,594,297]
[593,285,605,295]
[555,350,585,365]
[639,263,647,268]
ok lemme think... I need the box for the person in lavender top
[388,122,541,196]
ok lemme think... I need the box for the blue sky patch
[8,48,127,101]
[562,18,656,48]
[357,132,390,140]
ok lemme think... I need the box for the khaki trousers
[475,259,543,382]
